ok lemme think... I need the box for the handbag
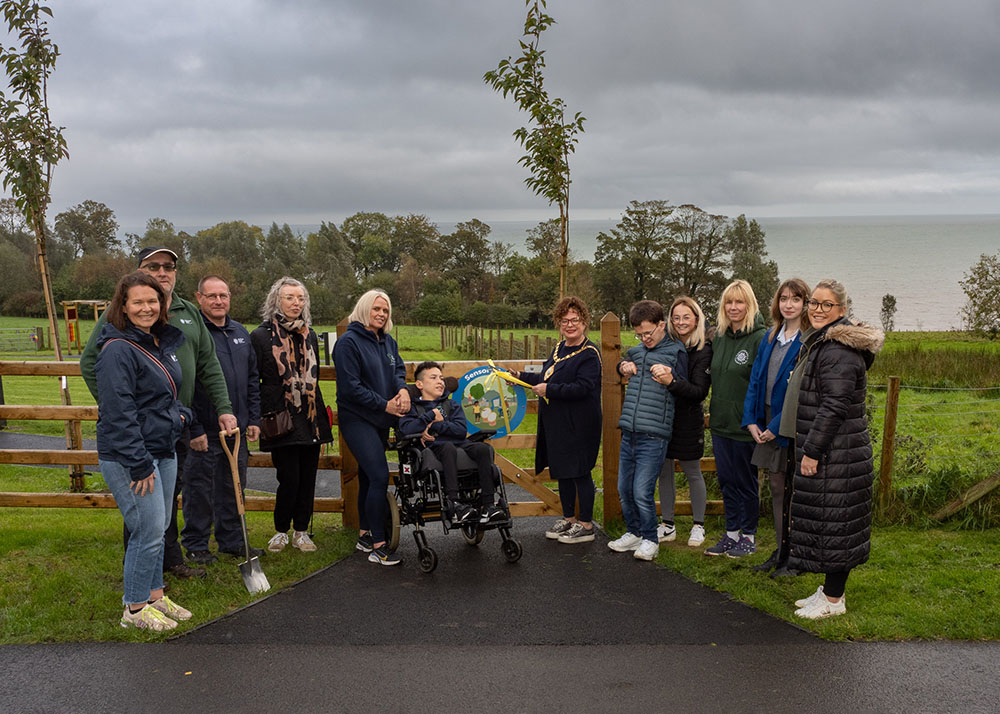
[260,408,293,440]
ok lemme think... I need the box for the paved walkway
[2,517,997,713]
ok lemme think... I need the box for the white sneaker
[292,531,317,552]
[656,523,676,542]
[687,524,706,547]
[795,587,846,610]
[794,596,847,620]
[633,539,659,561]
[608,532,643,552]
[267,532,289,552]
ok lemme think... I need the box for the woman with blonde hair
[704,279,766,558]
[742,278,810,576]
[251,277,333,554]
[333,289,410,566]
[653,296,712,547]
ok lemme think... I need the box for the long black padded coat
[787,319,884,574]
[665,340,712,461]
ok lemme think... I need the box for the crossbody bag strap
[102,337,178,400]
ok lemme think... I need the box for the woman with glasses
[333,289,410,566]
[510,296,602,544]
[705,279,767,558]
[741,278,810,576]
[653,296,712,547]
[782,279,883,619]
[251,277,333,554]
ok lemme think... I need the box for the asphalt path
[2,518,998,713]
[2,431,997,712]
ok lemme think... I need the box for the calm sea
[468,215,1000,332]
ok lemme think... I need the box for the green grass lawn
[3,325,1000,642]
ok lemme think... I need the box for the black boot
[769,561,803,578]
[752,548,780,572]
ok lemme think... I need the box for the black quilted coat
[787,319,884,574]
[665,340,712,461]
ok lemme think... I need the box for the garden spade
[220,430,270,594]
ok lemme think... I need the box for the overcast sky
[18,0,1000,228]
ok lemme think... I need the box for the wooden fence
[0,313,771,526]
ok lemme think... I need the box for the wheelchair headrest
[406,376,460,401]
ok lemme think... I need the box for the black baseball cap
[136,246,179,266]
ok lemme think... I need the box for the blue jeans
[618,430,668,542]
[100,456,177,605]
[712,435,759,535]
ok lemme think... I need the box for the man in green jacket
[81,247,238,579]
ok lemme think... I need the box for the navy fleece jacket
[333,321,407,429]
[399,394,468,442]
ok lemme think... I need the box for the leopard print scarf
[269,314,318,430]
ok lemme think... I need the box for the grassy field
[3,321,1000,641]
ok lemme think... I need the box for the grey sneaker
[545,519,574,540]
[726,536,757,559]
[557,523,596,544]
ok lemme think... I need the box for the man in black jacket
[182,275,262,563]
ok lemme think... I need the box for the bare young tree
[484,0,585,298]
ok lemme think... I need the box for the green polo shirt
[81,295,233,415]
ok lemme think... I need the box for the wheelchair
[384,428,523,574]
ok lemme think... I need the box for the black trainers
[368,545,401,566]
[355,532,374,553]
[453,505,477,524]
[480,505,507,524]
[187,550,218,565]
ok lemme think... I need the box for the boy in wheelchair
[399,361,506,525]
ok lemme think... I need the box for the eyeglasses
[670,315,694,323]
[807,299,843,313]
[201,293,230,301]
[559,317,582,326]
[634,329,657,341]
[280,294,305,303]
[140,262,176,273]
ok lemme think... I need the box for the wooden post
[878,375,900,513]
[337,317,359,529]
[0,375,5,430]
[530,334,539,360]
[440,324,446,351]
[600,312,623,524]
[523,335,529,360]
[489,329,494,356]
[508,332,515,360]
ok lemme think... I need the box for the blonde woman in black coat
[655,296,712,547]
[784,279,883,619]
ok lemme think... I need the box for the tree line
[0,197,781,327]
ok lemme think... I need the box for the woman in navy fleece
[333,289,410,566]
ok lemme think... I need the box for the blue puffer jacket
[333,321,407,429]
[96,321,193,480]
[741,328,802,447]
[618,335,687,440]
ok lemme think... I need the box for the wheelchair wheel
[461,523,485,546]
[501,538,523,563]
[418,547,438,573]
[384,490,400,553]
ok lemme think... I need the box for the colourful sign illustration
[453,365,528,438]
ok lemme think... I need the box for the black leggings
[340,419,391,543]
[558,475,595,522]
[824,570,851,599]
[271,444,321,533]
